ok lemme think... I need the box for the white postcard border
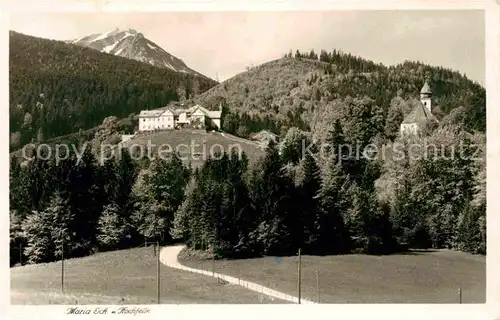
[1,1,498,320]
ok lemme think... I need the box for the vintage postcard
[3,0,499,320]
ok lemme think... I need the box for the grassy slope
[10,128,266,168]
[10,247,283,305]
[179,249,485,304]
[120,129,266,167]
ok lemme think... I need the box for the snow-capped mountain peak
[68,28,204,77]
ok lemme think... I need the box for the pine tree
[326,120,346,165]
[141,154,190,242]
[46,191,77,259]
[97,203,131,250]
[299,148,321,252]
[217,152,252,257]
[10,210,26,266]
[22,210,54,264]
[316,159,351,254]
[23,156,53,212]
[281,127,311,165]
[384,97,405,140]
[249,141,294,255]
[9,156,24,213]
[101,157,118,204]
[132,190,168,243]
[342,180,396,254]
[66,147,103,251]
[205,179,225,257]
[453,205,485,254]
[112,148,138,219]
[390,164,430,248]
[171,178,199,243]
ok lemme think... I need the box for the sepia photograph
[6,3,494,316]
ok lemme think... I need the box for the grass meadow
[10,246,282,304]
[179,249,486,304]
[120,129,265,167]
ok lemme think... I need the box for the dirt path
[159,245,315,304]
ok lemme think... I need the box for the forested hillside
[9,31,218,150]
[194,50,485,140]
[9,45,486,266]
[10,126,485,266]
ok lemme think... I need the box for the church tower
[400,80,437,136]
[420,80,432,113]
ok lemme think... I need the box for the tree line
[9,146,191,265]
[10,116,485,266]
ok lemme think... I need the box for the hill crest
[191,53,485,140]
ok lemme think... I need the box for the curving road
[159,245,315,304]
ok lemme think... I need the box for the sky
[10,10,485,85]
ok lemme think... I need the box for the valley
[9,19,487,307]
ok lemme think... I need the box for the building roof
[139,109,165,117]
[139,104,221,119]
[192,105,221,119]
[168,105,198,116]
[401,102,437,125]
[251,130,278,142]
[139,109,173,117]
[420,81,432,94]
[207,110,222,119]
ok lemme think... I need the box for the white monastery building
[400,81,438,135]
[138,104,222,132]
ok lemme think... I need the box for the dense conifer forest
[9,40,486,266]
[10,122,485,265]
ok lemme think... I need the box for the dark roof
[402,102,437,125]
[420,81,432,94]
